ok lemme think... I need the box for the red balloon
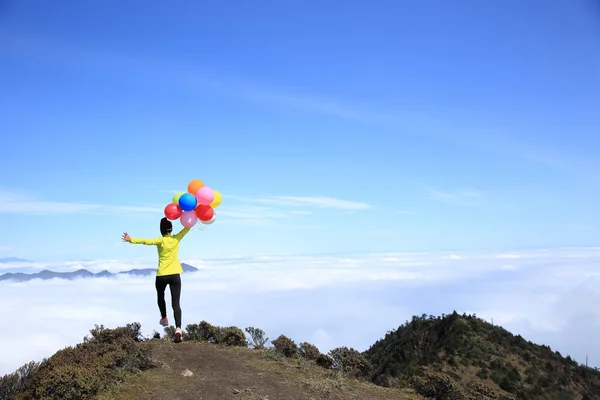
[164,203,183,220]
[195,205,214,221]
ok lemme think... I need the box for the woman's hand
[122,232,131,242]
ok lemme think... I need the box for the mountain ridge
[0,263,198,282]
[3,312,600,400]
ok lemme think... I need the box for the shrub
[217,326,248,347]
[198,321,220,342]
[476,366,490,379]
[184,323,200,341]
[328,346,372,379]
[271,335,298,358]
[315,353,334,369]
[410,371,467,400]
[183,322,246,346]
[183,320,220,342]
[0,361,41,400]
[164,325,176,339]
[299,342,321,361]
[84,322,144,344]
[245,327,269,349]
[10,323,156,400]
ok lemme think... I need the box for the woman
[122,217,190,343]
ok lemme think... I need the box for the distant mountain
[0,263,198,282]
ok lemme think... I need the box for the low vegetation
[0,323,155,400]
[2,312,599,400]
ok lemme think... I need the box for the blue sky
[1,0,600,262]
[1,0,600,378]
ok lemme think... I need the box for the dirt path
[98,339,418,400]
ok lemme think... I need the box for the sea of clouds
[1,247,600,376]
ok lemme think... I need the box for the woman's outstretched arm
[173,227,191,241]
[122,232,162,245]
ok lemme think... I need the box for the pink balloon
[180,210,198,228]
[196,186,214,205]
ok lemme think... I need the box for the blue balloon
[178,193,197,211]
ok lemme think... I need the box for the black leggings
[155,274,182,329]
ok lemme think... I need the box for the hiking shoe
[159,317,169,327]
[174,328,183,343]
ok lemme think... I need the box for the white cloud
[2,247,600,376]
[235,195,370,211]
[0,190,162,215]
[426,187,482,207]
[495,253,522,259]
[195,194,370,226]
[0,190,363,227]
[289,210,313,215]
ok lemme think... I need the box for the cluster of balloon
[163,179,222,228]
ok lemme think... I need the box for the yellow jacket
[129,227,190,276]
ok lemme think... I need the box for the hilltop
[364,312,600,400]
[0,322,421,400]
[1,312,599,400]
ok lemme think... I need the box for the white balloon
[200,215,216,225]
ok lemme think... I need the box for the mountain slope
[0,263,198,282]
[4,313,599,400]
[364,311,600,400]
[0,323,422,400]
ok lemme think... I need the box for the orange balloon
[187,179,204,195]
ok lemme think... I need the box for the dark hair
[160,217,173,236]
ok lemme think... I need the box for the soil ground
[98,338,423,400]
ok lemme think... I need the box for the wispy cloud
[2,247,600,376]
[0,190,162,216]
[198,194,370,226]
[4,33,595,177]
[426,187,483,207]
[215,205,292,226]
[235,195,371,211]
[0,191,360,221]
[396,210,415,215]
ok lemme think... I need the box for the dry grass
[99,339,422,400]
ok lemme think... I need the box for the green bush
[182,322,247,346]
[315,353,334,369]
[7,322,156,400]
[299,342,321,361]
[183,320,220,342]
[410,371,467,400]
[217,326,248,347]
[271,335,298,358]
[163,325,176,339]
[0,361,41,400]
[84,322,144,343]
[328,346,372,379]
[477,366,490,379]
[245,327,269,349]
